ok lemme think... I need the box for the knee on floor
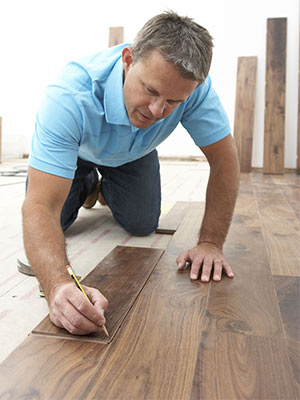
[121,217,159,237]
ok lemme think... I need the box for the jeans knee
[118,214,159,236]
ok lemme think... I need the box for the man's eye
[146,87,156,94]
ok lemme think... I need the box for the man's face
[122,47,198,129]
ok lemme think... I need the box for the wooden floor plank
[0,335,108,400]
[191,330,298,400]
[78,204,210,400]
[273,275,300,391]
[251,175,300,276]
[272,174,300,221]
[32,246,164,343]
[263,18,287,174]
[156,201,190,234]
[203,183,285,337]
[233,56,257,172]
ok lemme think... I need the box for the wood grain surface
[156,201,190,234]
[0,335,107,400]
[202,183,284,337]
[191,331,298,400]
[78,204,209,400]
[298,7,300,174]
[32,246,164,343]
[233,56,257,172]
[1,186,299,400]
[252,174,300,276]
[108,27,124,47]
[273,275,300,391]
[263,18,287,174]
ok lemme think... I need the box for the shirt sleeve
[181,76,231,147]
[28,86,82,179]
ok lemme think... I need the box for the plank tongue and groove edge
[156,201,191,234]
[32,246,164,343]
[233,56,257,173]
[263,18,287,174]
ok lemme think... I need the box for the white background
[0,0,299,168]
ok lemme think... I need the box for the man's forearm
[22,201,71,300]
[199,156,240,249]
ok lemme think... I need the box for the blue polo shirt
[29,43,230,179]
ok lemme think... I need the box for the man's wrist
[197,238,224,250]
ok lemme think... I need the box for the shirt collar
[104,57,131,126]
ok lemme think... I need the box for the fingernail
[191,273,197,280]
[202,276,209,282]
[214,275,220,280]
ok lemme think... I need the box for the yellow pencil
[66,265,109,337]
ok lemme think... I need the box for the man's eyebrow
[142,81,184,103]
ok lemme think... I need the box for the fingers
[188,254,234,283]
[50,283,109,335]
[176,251,190,270]
[82,285,109,320]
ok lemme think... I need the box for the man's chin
[130,115,156,130]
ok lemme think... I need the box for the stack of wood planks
[233,17,300,175]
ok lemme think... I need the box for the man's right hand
[49,282,109,335]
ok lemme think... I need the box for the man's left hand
[176,242,234,282]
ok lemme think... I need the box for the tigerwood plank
[32,246,164,343]
[77,203,210,400]
[233,56,257,172]
[252,175,300,276]
[263,18,287,174]
[273,275,300,390]
[156,201,191,234]
[108,27,124,47]
[191,330,298,400]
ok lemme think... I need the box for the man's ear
[122,46,134,73]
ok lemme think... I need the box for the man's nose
[148,98,165,118]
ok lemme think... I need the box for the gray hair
[132,11,213,84]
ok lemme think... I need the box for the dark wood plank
[273,275,300,390]
[298,7,300,174]
[251,175,300,276]
[156,201,190,234]
[0,335,108,400]
[263,18,287,174]
[78,203,210,400]
[201,183,285,337]
[108,27,123,47]
[233,56,257,172]
[191,330,298,400]
[272,174,300,221]
[32,246,164,343]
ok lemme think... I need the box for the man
[21,11,240,335]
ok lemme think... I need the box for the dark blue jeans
[60,150,161,236]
